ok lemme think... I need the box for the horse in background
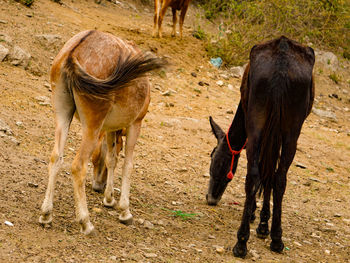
[153,0,192,38]
[39,30,166,235]
[207,36,315,257]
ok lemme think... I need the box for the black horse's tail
[62,31,167,99]
[258,72,287,194]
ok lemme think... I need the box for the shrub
[201,0,350,66]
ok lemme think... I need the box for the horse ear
[209,116,225,141]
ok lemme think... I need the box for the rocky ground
[0,0,349,262]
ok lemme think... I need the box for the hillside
[0,0,349,262]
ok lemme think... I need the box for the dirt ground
[0,0,349,262]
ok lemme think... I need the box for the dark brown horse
[207,36,315,257]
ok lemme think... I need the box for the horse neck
[227,101,247,150]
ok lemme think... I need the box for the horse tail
[62,31,166,99]
[258,73,287,195]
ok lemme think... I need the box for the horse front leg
[233,136,260,258]
[118,122,141,225]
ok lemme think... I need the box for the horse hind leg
[270,134,298,252]
[103,131,118,207]
[71,127,101,235]
[256,185,271,238]
[118,122,141,225]
[92,132,107,193]
[39,81,75,226]
[171,7,177,37]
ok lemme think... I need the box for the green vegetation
[15,0,35,7]
[196,0,350,66]
[170,210,198,220]
[329,73,341,84]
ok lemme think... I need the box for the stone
[216,80,224,86]
[0,119,13,135]
[312,108,337,120]
[10,46,31,68]
[215,246,225,254]
[295,162,307,169]
[92,207,102,213]
[293,241,302,247]
[136,218,145,225]
[35,96,51,106]
[161,90,172,96]
[230,66,244,78]
[109,256,117,260]
[144,220,154,229]
[4,221,14,227]
[0,33,12,44]
[315,50,339,71]
[28,182,39,188]
[191,72,197,77]
[0,44,9,62]
[144,253,157,258]
[35,34,61,44]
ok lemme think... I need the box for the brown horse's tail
[258,74,287,195]
[62,31,167,99]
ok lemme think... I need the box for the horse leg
[179,4,189,38]
[256,185,271,238]
[118,122,141,225]
[171,7,177,37]
[157,2,170,38]
[270,134,297,252]
[250,197,257,223]
[39,83,75,225]
[92,132,107,193]
[152,0,160,37]
[71,128,100,235]
[233,132,261,258]
[103,131,118,207]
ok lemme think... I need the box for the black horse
[206,36,315,258]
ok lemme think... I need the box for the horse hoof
[92,181,106,193]
[233,242,247,258]
[119,215,133,226]
[80,221,95,236]
[103,197,116,208]
[256,225,269,239]
[39,213,53,225]
[270,240,284,253]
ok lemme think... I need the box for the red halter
[226,130,247,180]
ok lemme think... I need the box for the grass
[329,73,341,84]
[162,208,198,220]
[197,0,350,66]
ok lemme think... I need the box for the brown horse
[207,36,315,257]
[153,0,192,38]
[39,30,165,235]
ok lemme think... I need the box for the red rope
[226,128,247,180]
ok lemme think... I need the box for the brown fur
[39,30,165,234]
[153,0,192,38]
